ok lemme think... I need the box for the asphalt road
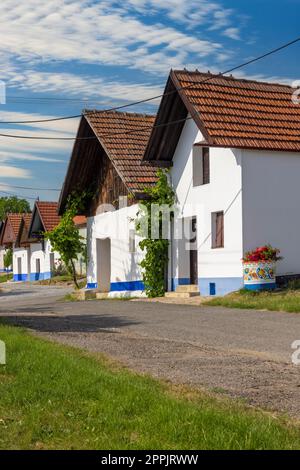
[1,282,300,416]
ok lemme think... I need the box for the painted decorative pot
[243,261,276,291]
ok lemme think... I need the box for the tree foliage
[0,197,30,221]
[136,170,175,298]
[3,248,12,273]
[45,192,87,289]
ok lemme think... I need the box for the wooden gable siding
[2,219,15,245]
[19,221,31,247]
[89,149,130,216]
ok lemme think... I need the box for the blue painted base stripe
[13,274,28,281]
[29,272,52,281]
[244,283,276,291]
[110,280,144,292]
[87,283,97,289]
[87,280,145,292]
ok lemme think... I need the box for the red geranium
[243,244,282,263]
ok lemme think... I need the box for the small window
[129,229,136,253]
[193,146,210,187]
[212,211,224,249]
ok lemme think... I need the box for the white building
[59,110,157,296]
[0,221,5,272]
[26,201,61,281]
[59,70,300,297]
[0,213,24,279]
[13,213,32,281]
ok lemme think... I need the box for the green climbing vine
[136,169,175,298]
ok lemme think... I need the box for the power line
[0,182,60,191]
[0,189,38,201]
[0,115,192,140]
[0,34,299,126]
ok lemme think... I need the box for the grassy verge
[205,287,300,313]
[0,324,300,449]
[0,273,13,283]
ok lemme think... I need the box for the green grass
[0,273,13,283]
[0,324,300,449]
[205,287,300,313]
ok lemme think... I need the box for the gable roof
[36,201,60,232]
[29,201,60,238]
[15,213,33,247]
[0,213,24,245]
[144,69,300,162]
[59,110,158,213]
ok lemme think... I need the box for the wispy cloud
[7,71,164,104]
[0,165,31,178]
[0,1,232,78]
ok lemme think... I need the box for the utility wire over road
[0,34,298,129]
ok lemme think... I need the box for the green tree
[136,170,175,298]
[45,193,87,289]
[0,196,30,220]
[3,248,13,279]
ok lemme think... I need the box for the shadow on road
[1,313,140,333]
[0,290,37,298]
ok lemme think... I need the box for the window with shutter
[192,146,210,187]
[212,211,224,249]
[203,147,210,185]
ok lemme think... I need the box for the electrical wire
[0,35,298,126]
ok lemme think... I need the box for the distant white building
[0,221,5,272]
[0,213,24,278]
[26,201,61,281]
[59,70,300,297]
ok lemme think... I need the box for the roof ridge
[173,69,296,90]
[83,109,156,118]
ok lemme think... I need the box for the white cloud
[7,71,164,104]
[0,1,227,77]
[223,27,240,41]
[0,165,31,178]
[0,151,64,163]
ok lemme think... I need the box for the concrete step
[96,292,109,300]
[165,291,200,299]
[176,285,199,293]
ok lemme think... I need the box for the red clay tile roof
[172,70,300,152]
[22,213,32,230]
[73,215,87,226]
[36,201,60,231]
[7,213,24,238]
[85,111,158,191]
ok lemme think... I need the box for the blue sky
[0,0,299,206]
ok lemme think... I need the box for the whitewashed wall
[242,149,300,277]
[13,247,30,281]
[86,204,145,297]
[170,118,244,296]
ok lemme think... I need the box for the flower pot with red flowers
[243,245,282,291]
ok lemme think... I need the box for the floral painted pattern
[244,262,276,284]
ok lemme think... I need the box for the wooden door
[190,217,198,285]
